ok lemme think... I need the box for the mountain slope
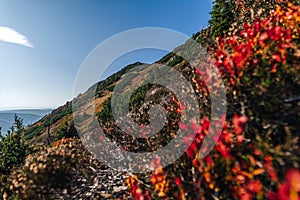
[24,62,149,143]
[24,35,203,144]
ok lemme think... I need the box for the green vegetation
[95,62,144,97]
[157,52,175,64]
[55,120,78,140]
[98,84,151,125]
[208,0,235,38]
[0,115,30,175]
[24,103,73,140]
[97,97,113,123]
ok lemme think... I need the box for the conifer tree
[208,0,235,38]
[0,115,29,174]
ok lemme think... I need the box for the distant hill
[0,109,52,135]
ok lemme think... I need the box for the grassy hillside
[23,62,147,143]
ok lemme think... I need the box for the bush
[126,1,300,199]
[2,139,90,199]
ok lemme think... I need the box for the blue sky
[0,0,212,110]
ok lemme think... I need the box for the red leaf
[272,53,281,62]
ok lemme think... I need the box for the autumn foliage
[0,1,299,199]
[127,1,300,199]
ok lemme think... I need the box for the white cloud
[0,26,34,47]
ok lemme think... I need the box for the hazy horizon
[0,107,54,111]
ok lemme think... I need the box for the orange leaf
[253,168,265,176]
[240,171,252,179]
[204,172,211,183]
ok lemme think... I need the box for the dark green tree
[13,114,24,135]
[55,120,78,140]
[208,0,235,38]
[0,115,29,174]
